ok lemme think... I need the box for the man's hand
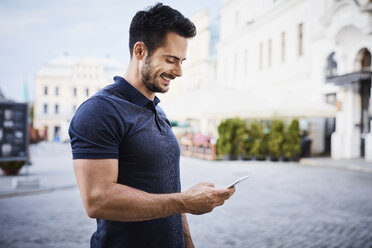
[182,182,235,215]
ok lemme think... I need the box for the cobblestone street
[0,143,372,248]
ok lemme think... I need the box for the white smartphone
[226,174,250,188]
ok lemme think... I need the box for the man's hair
[129,3,196,57]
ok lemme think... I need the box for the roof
[36,55,125,78]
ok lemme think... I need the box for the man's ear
[133,42,147,60]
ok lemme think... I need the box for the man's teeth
[162,76,172,80]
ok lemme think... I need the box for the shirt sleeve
[68,96,125,159]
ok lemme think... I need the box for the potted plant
[282,119,301,161]
[0,160,25,175]
[217,118,248,160]
[267,120,285,161]
[248,121,267,160]
[243,132,253,160]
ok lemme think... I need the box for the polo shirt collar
[113,76,160,107]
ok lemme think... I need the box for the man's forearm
[86,183,186,222]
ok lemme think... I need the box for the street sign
[0,102,29,161]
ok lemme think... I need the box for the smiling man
[69,3,235,248]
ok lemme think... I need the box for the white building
[34,54,124,142]
[320,1,372,160]
[161,0,372,160]
[160,9,220,136]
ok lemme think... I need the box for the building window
[55,104,59,114]
[234,53,238,79]
[281,32,285,62]
[43,104,48,114]
[224,60,228,83]
[73,87,77,97]
[298,23,303,56]
[325,52,338,79]
[235,11,239,28]
[259,43,263,70]
[86,88,89,97]
[325,93,336,105]
[44,86,48,95]
[244,50,248,75]
[55,87,59,96]
[268,39,272,67]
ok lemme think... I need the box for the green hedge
[217,118,249,159]
[283,120,301,159]
[217,119,301,160]
[267,120,285,159]
[248,121,267,160]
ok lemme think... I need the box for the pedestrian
[69,3,235,248]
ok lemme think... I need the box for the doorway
[356,48,371,157]
[54,126,61,142]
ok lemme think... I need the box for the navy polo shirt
[69,76,184,248]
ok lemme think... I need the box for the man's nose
[173,63,182,77]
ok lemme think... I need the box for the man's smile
[160,73,175,84]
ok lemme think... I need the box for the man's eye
[166,59,174,64]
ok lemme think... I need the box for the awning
[160,86,336,120]
[326,71,372,86]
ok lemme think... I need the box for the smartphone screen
[226,174,250,188]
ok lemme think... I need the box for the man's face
[140,32,187,93]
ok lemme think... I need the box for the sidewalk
[300,157,372,173]
[0,142,76,198]
[1,142,372,199]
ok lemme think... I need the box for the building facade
[320,0,372,160]
[34,55,124,142]
[161,0,372,160]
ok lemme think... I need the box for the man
[69,3,235,248]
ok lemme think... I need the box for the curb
[299,159,372,174]
[0,185,76,199]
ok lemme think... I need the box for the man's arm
[73,159,235,222]
[182,214,194,248]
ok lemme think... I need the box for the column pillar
[331,83,361,159]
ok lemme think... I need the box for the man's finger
[202,182,215,187]
[216,200,225,206]
[214,189,232,198]
[226,187,235,198]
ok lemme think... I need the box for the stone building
[161,0,372,160]
[34,54,124,142]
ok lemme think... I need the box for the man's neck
[124,65,155,101]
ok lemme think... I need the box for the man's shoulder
[77,86,130,114]
[77,94,114,114]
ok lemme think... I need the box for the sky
[0,0,220,102]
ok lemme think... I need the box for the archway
[355,48,371,156]
[354,48,371,71]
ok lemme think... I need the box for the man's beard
[141,57,166,93]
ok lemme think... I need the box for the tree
[282,119,301,160]
[29,104,34,127]
[248,121,266,160]
[267,120,285,160]
[217,118,248,159]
